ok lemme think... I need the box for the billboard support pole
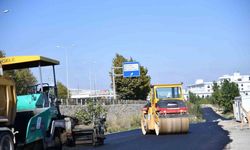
[112,67,122,100]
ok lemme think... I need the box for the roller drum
[141,113,152,135]
[155,117,189,135]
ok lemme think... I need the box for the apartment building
[185,72,250,99]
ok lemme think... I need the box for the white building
[219,72,250,96]
[69,89,114,105]
[185,79,213,99]
[185,72,250,99]
[70,89,114,99]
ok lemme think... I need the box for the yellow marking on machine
[0,56,59,70]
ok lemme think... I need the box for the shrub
[75,99,107,125]
[187,102,202,121]
[130,114,141,128]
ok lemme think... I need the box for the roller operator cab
[141,84,189,135]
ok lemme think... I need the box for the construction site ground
[220,120,250,150]
[202,104,250,150]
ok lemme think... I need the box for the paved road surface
[64,107,231,150]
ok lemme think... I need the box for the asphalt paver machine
[0,56,105,149]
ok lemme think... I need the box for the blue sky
[0,0,249,89]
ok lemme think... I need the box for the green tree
[188,91,201,104]
[211,82,222,105]
[0,50,5,57]
[111,54,151,100]
[12,69,37,95]
[211,80,240,113]
[57,81,69,100]
[3,69,37,95]
[220,80,240,112]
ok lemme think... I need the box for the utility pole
[111,66,123,100]
[112,68,116,100]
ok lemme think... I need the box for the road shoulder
[203,104,250,150]
[219,120,250,150]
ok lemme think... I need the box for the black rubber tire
[0,132,14,150]
[32,140,44,150]
[53,135,62,150]
[46,130,62,150]
[20,140,44,150]
[66,137,75,147]
[98,138,104,145]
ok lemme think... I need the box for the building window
[246,93,248,96]
[207,85,210,88]
[238,78,242,81]
[241,84,243,87]
[241,88,244,91]
[208,90,210,92]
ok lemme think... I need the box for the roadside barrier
[59,98,147,105]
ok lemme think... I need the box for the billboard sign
[123,62,140,78]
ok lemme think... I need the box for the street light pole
[56,44,75,105]
[93,61,97,99]
[65,47,69,104]
[88,61,97,100]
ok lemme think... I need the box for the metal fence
[59,98,147,105]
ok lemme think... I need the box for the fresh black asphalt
[66,107,231,150]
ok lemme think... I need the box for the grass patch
[221,112,234,119]
[106,114,141,133]
[186,102,204,123]
[199,98,213,104]
[130,114,141,129]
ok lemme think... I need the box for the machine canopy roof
[0,56,60,70]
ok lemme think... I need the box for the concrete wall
[60,104,144,121]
